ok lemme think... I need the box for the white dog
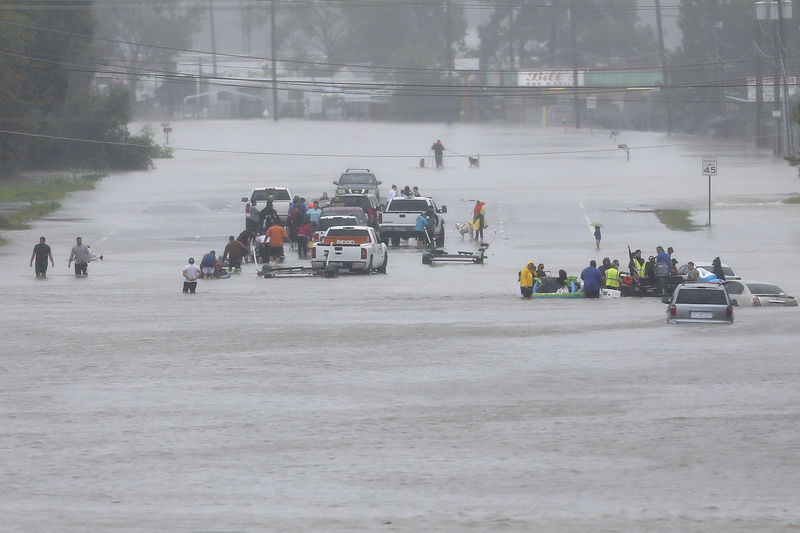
[455,222,474,239]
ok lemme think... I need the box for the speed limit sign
[702,157,718,176]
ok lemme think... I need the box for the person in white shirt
[385,184,398,206]
[182,257,201,293]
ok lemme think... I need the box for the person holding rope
[471,199,487,241]
[431,139,445,168]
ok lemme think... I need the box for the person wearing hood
[520,261,537,298]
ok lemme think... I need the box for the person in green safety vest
[629,249,647,281]
[605,259,621,289]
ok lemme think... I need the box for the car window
[675,288,728,305]
[339,173,376,185]
[317,217,357,231]
[252,188,291,201]
[321,208,366,223]
[326,228,370,238]
[387,199,429,212]
[333,197,369,209]
[746,283,783,295]
[724,282,744,295]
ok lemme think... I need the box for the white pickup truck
[379,196,447,247]
[242,186,292,229]
[311,226,388,274]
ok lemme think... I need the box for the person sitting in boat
[520,261,536,298]
[535,263,546,278]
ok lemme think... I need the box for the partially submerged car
[722,280,798,307]
[663,283,734,324]
[676,261,739,280]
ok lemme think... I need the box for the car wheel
[391,234,400,247]
[377,253,387,273]
[422,253,432,265]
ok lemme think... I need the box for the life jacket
[634,257,646,278]
[605,267,620,288]
[474,202,485,217]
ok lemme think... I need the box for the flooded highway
[2,120,800,532]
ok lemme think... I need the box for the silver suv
[662,283,733,324]
[333,169,381,203]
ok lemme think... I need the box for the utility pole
[754,16,764,147]
[777,0,792,154]
[569,0,580,129]
[445,0,453,84]
[208,0,218,77]
[654,0,672,134]
[771,7,783,155]
[270,0,278,122]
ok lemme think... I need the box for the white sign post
[702,157,718,226]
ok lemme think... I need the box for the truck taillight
[669,304,676,317]
[311,247,316,259]
[726,305,733,318]
[361,248,367,259]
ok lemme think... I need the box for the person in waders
[431,140,445,168]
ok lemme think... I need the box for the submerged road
[1,120,800,532]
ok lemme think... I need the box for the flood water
[2,120,800,532]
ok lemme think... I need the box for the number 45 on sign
[702,157,718,176]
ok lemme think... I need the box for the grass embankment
[653,208,701,231]
[786,195,800,204]
[0,172,106,236]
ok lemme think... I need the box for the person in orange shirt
[265,224,290,264]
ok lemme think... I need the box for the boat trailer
[422,241,489,265]
[258,264,325,278]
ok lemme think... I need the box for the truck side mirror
[440,205,447,213]
[333,181,338,185]
[241,197,248,202]
[661,297,671,304]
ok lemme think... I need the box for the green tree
[92,0,203,112]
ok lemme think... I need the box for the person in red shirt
[296,222,312,259]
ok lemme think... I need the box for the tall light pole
[569,0,580,129]
[270,0,278,122]
[654,0,672,134]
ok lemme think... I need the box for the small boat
[517,276,585,299]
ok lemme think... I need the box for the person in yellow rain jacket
[520,261,536,298]
[471,199,487,241]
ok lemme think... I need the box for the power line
[2,127,768,158]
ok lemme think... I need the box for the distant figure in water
[593,225,601,249]
[431,140,445,168]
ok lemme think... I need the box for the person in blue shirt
[415,213,430,248]
[580,259,605,298]
[306,202,322,227]
[655,245,671,295]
